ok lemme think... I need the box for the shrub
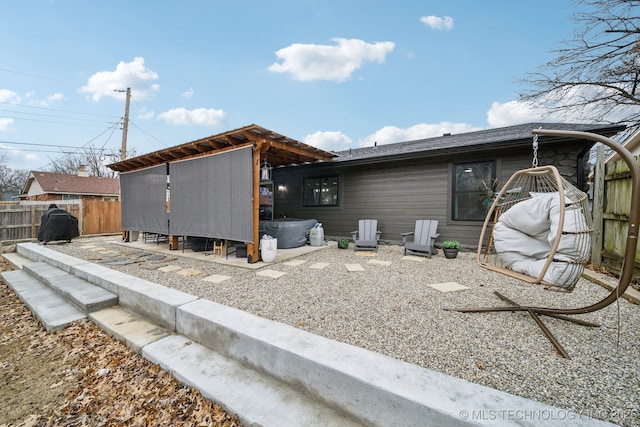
[442,241,461,249]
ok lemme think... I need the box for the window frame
[451,160,497,222]
[302,175,340,207]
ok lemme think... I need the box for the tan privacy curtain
[120,164,168,234]
[169,145,253,242]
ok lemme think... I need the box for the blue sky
[1,0,585,171]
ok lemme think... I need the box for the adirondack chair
[351,219,381,251]
[401,220,439,258]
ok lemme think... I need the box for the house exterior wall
[26,179,44,197]
[272,141,589,249]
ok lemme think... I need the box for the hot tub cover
[37,204,80,244]
[260,218,318,249]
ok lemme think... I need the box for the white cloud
[80,57,160,102]
[420,15,454,31]
[24,153,40,163]
[182,88,194,98]
[0,89,19,103]
[157,107,227,127]
[486,100,547,127]
[359,122,481,147]
[0,118,14,131]
[137,108,155,120]
[268,38,395,82]
[487,84,640,127]
[304,131,352,151]
[33,92,66,107]
[47,92,65,102]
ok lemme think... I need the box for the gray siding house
[272,123,625,249]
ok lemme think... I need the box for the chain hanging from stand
[532,133,539,168]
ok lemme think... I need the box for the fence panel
[0,201,82,243]
[82,200,121,235]
[600,155,640,277]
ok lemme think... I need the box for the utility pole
[116,87,131,160]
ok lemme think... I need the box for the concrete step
[143,334,361,427]
[89,306,171,353]
[17,242,197,331]
[1,252,33,269]
[0,269,86,331]
[23,261,118,313]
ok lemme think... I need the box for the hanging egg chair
[452,128,640,358]
[477,157,593,292]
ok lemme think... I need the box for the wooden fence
[592,145,640,278]
[0,200,121,244]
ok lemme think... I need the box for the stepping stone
[309,262,330,270]
[101,259,136,266]
[203,274,232,284]
[80,244,98,249]
[158,265,183,272]
[355,251,376,257]
[177,268,202,277]
[402,255,426,263]
[368,260,392,266]
[284,260,307,266]
[131,252,152,259]
[257,270,286,279]
[139,263,168,270]
[345,264,365,272]
[146,254,167,261]
[428,282,470,293]
[98,250,119,255]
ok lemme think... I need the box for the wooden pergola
[109,124,337,262]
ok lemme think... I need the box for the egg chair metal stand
[451,128,640,358]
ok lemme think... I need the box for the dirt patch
[0,257,242,426]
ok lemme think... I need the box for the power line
[0,146,97,155]
[0,140,94,149]
[0,115,118,128]
[0,101,119,119]
[0,121,121,161]
[129,121,170,147]
[0,67,76,85]
[0,108,116,124]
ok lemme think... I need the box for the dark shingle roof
[333,123,626,164]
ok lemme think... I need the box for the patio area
[46,235,640,426]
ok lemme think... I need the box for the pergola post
[247,143,263,263]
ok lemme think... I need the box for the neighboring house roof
[605,127,640,164]
[333,123,626,165]
[21,171,120,197]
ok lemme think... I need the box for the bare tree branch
[0,154,29,199]
[46,144,117,178]
[520,0,640,129]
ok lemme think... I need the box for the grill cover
[37,204,80,244]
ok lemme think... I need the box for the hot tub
[259,218,318,249]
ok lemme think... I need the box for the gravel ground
[44,236,639,426]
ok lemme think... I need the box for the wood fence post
[30,204,37,238]
[591,145,605,266]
